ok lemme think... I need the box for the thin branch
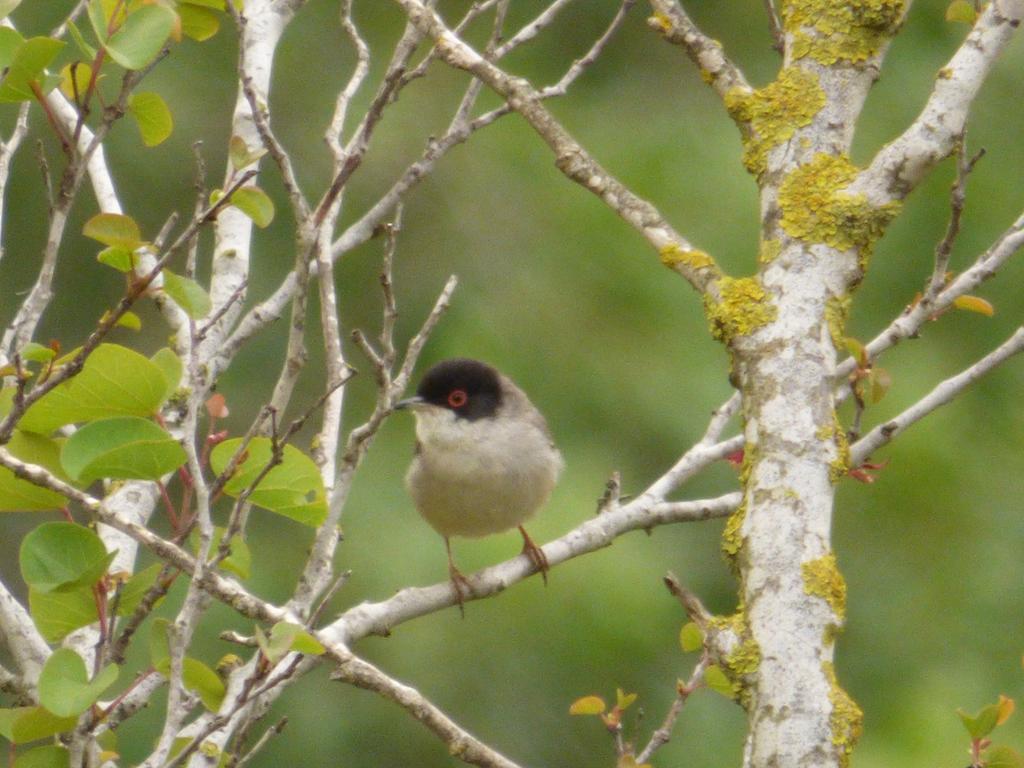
[647,0,752,99]
[228,3,311,221]
[331,652,525,768]
[330,492,739,642]
[851,326,1024,464]
[762,0,784,54]
[231,717,288,768]
[837,208,1024,385]
[393,0,721,294]
[924,139,986,304]
[856,0,1021,202]
[492,0,576,58]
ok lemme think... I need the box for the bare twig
[851,326,1024,465]
[394,0,721,294]
[647,0,752,99]
[923,138,986,305]
[762,0,784,54]
[231,717,288,768]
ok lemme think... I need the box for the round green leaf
[115,562,166,616]
[29,585,98,643]
[228,186,275,228]
[182,658,225,711]
[151,347,183,403]
[161,270,212,319]
[0,707,78,744]
[679,621,704,653]
[20,343,172,433]
[83,213,142,250]
[128,91,172,147]
[60,416,187,483]
[179,4,220,41]
[13,744,69,768]
[0,26,23,69]
[987,745,1024,768]
[703,664,736,698]
[104,3,175,69]
[0,37,65,103]
[20,521,113,593]
[210,438,327,526]
[38,648,119,717]
[0,431,67,512]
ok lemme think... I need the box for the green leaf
[181,0,227,9]
[194,526,251,579]
[60,416,186,483]
[0,26,25,68]
[179,4,220,41]
[104,3,175,69]
[149,618,170,669]
[83,212,142,250]
[20,342,56,364]
[13,745,69,768]
[115,310,142,331]
[181,658,226,711]
[29,586,98,643]
[290,628,325,656]
[20,343,172,433]
[20,521,113,593]
[615,688,637,711]
[228,135,266,170]
[0,707,78,744]
[0,431,67,512]
[568,695,605,715]
[259,622,323,663]
[869,367,891,404]
[161,270,212,319]
[946,0,977,23]
[958,702,1001,739]
[38,648,119,717]
[987,745,1024,768]
[151,347,183,402]
[679,621,704,652]
[149,622,226,712]
[114,562,165,616]
[59,62,92,101]
[210,438,328,527]
[0,37,65,103]
[67,22,97,59]
[128,91,172,146]
[228,186,274,228]
[87,0,109,44]
[703,664,735,698]
[0,0,22,22]
[96,246,135,272]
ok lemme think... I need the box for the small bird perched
[396,358,563,611]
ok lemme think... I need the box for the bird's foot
[518,525,549,585]
[448,563,472,617]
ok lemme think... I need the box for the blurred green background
[1,1,1023,766]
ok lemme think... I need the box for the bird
[396,358,563,612]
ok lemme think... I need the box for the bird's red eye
[447,389,468,408]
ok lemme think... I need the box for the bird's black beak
[394,395,425,411]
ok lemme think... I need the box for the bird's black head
[414,358,503,421]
